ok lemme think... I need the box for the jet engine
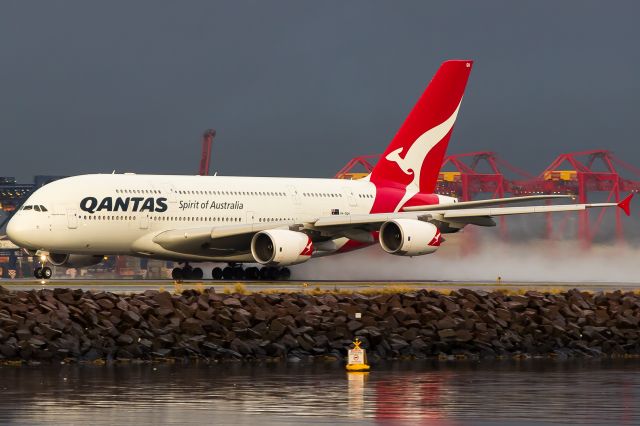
[48,253,104,268]
[251,230,314,266]
[379,219,441,256]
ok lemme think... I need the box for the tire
[171,267,183,280]
[233,267,245,280]
[279,267,291,280]
[222,266,234,280]
[192,267,203,280]
[245,267,259,280]
[259,267,275,281]
[34,267,43,279]
[42,267,53,279]
[212,267,223,280]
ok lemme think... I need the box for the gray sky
[1,1,639,182]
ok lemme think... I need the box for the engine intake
[251,230,313,266]
[379,219,441,256]
[48,253,104,268]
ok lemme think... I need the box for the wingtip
[618,193,634,216]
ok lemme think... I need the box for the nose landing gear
[34,266,52,279]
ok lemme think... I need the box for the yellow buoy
[346,338,370,372]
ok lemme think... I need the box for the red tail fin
[370,60,473,202]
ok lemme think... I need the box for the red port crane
[199,129,216,176]
[335,149,639,245]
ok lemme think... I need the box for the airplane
[5,60,634,281]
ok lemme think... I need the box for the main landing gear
[34,266,52,279]
[172,263,291,281]
[171,263,203,280]
[211,265,291,281]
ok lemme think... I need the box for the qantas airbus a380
[5,60,633,280]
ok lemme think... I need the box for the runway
[1,279,639,294]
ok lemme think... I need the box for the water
[0,359,638,425]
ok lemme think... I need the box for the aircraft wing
[313,194,634,229]
[148,194,632,256]
[401,194,573,212]
[151,221,296,255]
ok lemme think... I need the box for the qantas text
[80,197,168,214]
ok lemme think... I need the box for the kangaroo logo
[300,237,314,256]
[385,100,462,211]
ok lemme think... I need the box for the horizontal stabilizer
[618,193,634,216]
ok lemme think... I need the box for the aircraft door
[246,211,255,225]
[287,186,301,205]
[67,209,78,229]
[342,187,358,207]
[139,213,149,230]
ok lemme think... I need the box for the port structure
[515,150,640,245]
[199,129,216,176]
[335,150,640,244]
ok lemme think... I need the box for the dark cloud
[1,1,639,182]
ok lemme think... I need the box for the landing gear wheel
[259,267,276,281]
[212,267,223,280]
[34,267,43,279]
[42,267,52,279]
[171,267,183,280]
[279,267,291,280]
[182,265,193,278]
[233,267,245,280]
[245,267,259,280]
[222,266,234,280]
[191,267,203,280]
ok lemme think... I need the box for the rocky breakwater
[1,285,640,363]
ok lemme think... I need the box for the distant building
[0,175,66,212]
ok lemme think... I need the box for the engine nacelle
[379,219,442,256]
[251,230,313,266]
[48,253,104,268]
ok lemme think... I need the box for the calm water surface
[0,359,638,425]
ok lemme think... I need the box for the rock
[222,297,242,308]
[230,338,252,355]
[122,310,141,325]
[436,317,456,330]
[456,330,473,342]
[28,337,47,347]
[152,348,172,357]
[16,328,31,341]
[181,318,204,335]
[96,298,115,310]
[442,298,460,314]
[54,290,76,305]
[438,329,457,339]
[153,292,174,310]
[117,334,134,345]
[280,334,299,349]
[347,320,363,332]
[389,337,409,351]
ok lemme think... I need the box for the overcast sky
[1,1,639,182]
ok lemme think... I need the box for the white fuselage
[8,174,380,262]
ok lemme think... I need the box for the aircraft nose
[6,214,33,248]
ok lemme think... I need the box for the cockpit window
[40,205,48,212]
[34,205,41,212]
[23,205,33,211]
